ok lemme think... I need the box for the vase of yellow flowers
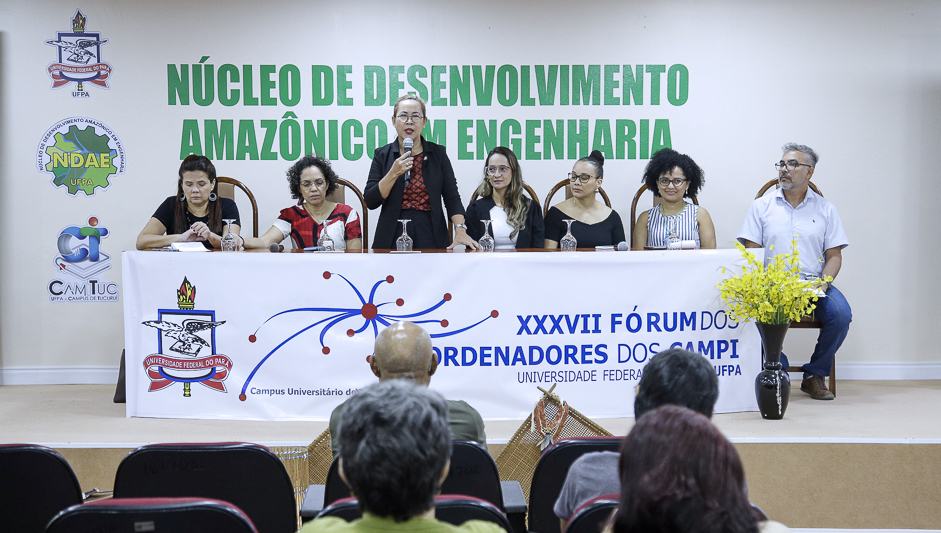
[718,241,830,420]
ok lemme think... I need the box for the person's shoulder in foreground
[302,514,504,532]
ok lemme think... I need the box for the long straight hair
[173,155,221,235]
[475,147,530,239]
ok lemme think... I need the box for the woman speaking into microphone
[364,94,478,250]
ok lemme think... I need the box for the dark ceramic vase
[755,322,791,420]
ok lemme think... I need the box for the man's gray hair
[782,143,819,167]
[337,380,451,522]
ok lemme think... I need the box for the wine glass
[666,217,681,250]
[396,219,413,251]
[478,220,495,252]
[317,220,335,251]
[221,219,238,251]
[560,219,577,251]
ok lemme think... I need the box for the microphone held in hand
[402,137,414,186]
[268,242,284,253]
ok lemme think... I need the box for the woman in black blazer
[364,95,479,250]
[465,146,544,249]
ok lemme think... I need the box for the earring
[180,193,186,201]
[209,192,217,201]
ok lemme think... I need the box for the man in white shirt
[738,143,851,400]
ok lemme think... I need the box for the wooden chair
[542,179,611,219]
[217,176,259,238]
[754,178,835,394]
[629,183,698,243]
[326,177,370,248]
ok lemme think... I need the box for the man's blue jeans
[780,284,852,378]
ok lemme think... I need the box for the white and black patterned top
[646,202,700,248]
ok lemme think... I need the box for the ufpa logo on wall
[141,277,234,398]
[48,217,119,303]
[44,9,112,98]
[37,117,126,196]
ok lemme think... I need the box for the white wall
[2,0,939,382]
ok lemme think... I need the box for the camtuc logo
[141,278,234,398]
[48,216,119,303]
[44,9,112,98]
[37,117,126,196]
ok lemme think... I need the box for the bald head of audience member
[369,321,438,385]
[634,348,719,419]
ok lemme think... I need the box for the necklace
[658,202,686,218]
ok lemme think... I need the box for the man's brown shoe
[800,375,834,400]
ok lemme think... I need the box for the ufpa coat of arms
[44,9,113,97]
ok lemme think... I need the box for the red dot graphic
[238,394,246,401]
[441,319,449,327]
[88,217,99,227]
[361,303,378,319]
[443,293,452,301]
[347,329,355,337]
[248,335,257,343]
[386,275,394,283]
[322,347,330,355]
[491,310,499,318]
[396,298,404,306]
[323,272,331,279]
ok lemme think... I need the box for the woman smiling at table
[544,150,626,249]
[632,148,715,249]
[243,156,362,250]
[465,147,544,249]
[136,155,240,250]
[364,94,478,250]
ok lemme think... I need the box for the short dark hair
[611,405,758,533]
[337,380,450,522]
[642,148,704,198]
[634,348,718,419]
[576,149,606,179]
[286,155,340,202]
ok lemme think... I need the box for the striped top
[646,202,700,248]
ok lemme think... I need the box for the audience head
[337,380,451,522]
[634,348,719,419]
[287,155,339,202]
[370,321,437,385]
[642,148,704,199]
[610,405,758,533]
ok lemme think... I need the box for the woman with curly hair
[244,155,362,250]
[632,148,716,249]
[464,146,544,249]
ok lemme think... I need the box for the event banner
[123,250,760,421]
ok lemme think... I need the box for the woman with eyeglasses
[136,155,241,250]
[243,155,362,250]
[464,147,545,249]
[632,148,716,249]
[545,150,626,249]
[364,94,479,250]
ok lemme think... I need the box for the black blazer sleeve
[464,197,493,242]
[525,200,545,248]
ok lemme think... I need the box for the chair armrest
[300,484,326,522]
[501,480,527,533]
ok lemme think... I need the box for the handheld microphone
[268,242,284,253]
[402,137,414,186]
[616,241,630,251]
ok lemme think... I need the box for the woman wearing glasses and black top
[465,146,544,249]
[632,148,716,249]
[544,150,626,249]
[364,94,479,250]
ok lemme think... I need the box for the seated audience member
[632,148,716,249]
[136,155,240,250]
[329,321,486,456]
[301,380,504,533]
[243,155,362,250]
[465,146,545,249]
[554,348,718,530]
[545,150,626,248]
[604,405,788,533]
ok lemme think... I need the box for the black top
[465,195,545,249]
[152,196,240,249]
[364,139,465,249]
[544,206,626,248]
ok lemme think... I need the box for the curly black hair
[642,148,704,198]
[287,155,340,202]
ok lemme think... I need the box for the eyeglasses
[486,165,511,175]
[568,172,596,184]
[301,179,327,189]
[396,113,425,123]
[774,160,813,171]
[658,177,687,188]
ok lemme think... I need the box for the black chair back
[323,457,353,507]
[528,436,622,533]
[436,495,514,531]
[318,497,362,521]
[439,440,504,511]
[112,442,296,533]
[0,444,82,533]
[46,497,258,533]
[565,495,618,533]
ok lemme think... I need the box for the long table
[122,249,760,420]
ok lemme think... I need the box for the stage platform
[1,380,939,530]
